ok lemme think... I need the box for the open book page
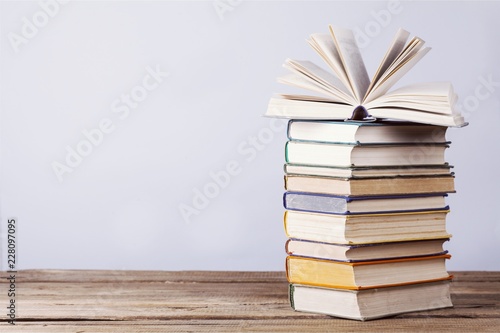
[266,95,353,119]
[279,94,349,103]
[308,33,352,96]
[394,36,425,64]
[365,37,426,103]
[367,107,466,127]
[365,100,452,115]
[283,59,355,104]
[363,28,410,102]
[266,95,465,126]
[363,47,431,104]
[329,26,370,103]
[379,82,454,97]
[364,82,456,114]
[278,73,351,104]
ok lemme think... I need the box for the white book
[290,280,453,321]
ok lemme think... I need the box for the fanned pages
[282,59,354,104]
[329,26,370,102]
[363,46,431,103]
[266,25,467,127]
[307,33,352,99]
[363,28,410,100]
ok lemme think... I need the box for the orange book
[286,254,451,290]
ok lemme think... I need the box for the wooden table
[1,270,498,332]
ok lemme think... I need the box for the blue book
[283,192,449,215]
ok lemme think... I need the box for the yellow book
[286,254,452,290]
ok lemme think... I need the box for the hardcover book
[265,26,466,127]
[289,280,453,321]
[285,238,449,262]
[283,192,448,214]
[287,120,448,144]
[284,210,450,244]
[286,254,451,290]
[284,174,455,196]
[285,141,449,167]
[284,163,453,178]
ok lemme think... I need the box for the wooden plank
[3,270,498,283]
[450,271,500,282]
[0,270,288,283]
[0,270,498,332]
[3,319,500,333]
[7,281,500,320]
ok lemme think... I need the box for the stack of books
[266,26,466,321]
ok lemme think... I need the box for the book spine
[283,211,291,238]
[284,238,292,255]
[288,284,295,310]
[286,120,293,140]
[284,141,290,163]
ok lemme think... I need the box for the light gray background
[0,0,499,271]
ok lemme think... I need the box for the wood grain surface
[0,270,498,332]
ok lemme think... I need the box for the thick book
[289,280,453,321]
[284,210,450,244]
[285,141,449,167]
[286,254,451,290]
[265,26,466,127]
[283,192,448,214]
[284,174,455,196]
[287,120,448,144]
[284,163,453,178]
[285,238,449,262]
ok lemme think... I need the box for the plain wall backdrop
[0,0,499,271]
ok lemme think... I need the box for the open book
[266,26,467,127]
